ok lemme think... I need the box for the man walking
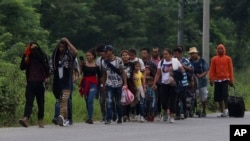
[209,44,234,117]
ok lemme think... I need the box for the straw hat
[188,47,199,53]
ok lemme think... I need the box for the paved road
[0,112,249,141]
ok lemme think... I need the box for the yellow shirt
[133,71,144,87]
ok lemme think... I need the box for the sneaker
[58,115,64,126]
[135,115,140,121]
[140,116,145,122]
[85,119,93,124]
[123,116,128,122]
[169,117,175,123]
[63,119,69,127]
[117,118,122,124]
[69,120,73,125]
[52,118,58,125]
[105,120,111,124]
[180,114,185,119]
[175,116,181,120]
[112,114,117,122]
[201,112,206,117]
[100,117,105,122]
[155,114,162,121]
[218,112,228,118]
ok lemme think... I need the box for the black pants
[24,81,45,120]
[176,86,187,116]
[160,84,177,114]
[156,84,162,114]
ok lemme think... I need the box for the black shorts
[214,80,229,102]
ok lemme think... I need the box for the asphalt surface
[0,112,249,141]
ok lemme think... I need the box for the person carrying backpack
[101,45,127,124]
[152,48,185,123]
[189,47,209,117]
[173,47,194,119]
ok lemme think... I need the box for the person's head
[173,47,183,59]
[120,50,130,62]
[132,61,140,72]
[188,47,199,60]
[146,76,154,86]
[86,49,96,62]
[152,47,160,58]
[57,40,68,53]
[141,48,150,60]
[28,42,39,49]
[216,44,226,56]
[96,44,106,57]
[103,45,114,58]
[145,66,153,76]
[162,48,173,61]
[128,48,137,60]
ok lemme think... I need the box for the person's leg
[52,80,61,124]
[139,95,145,122]
[169,86,177,123]
[222,81,229,115]
[175,92,181,119]
[58,89,70,126]
[113,87,123,123]
[19,82,35,127]
[156,84,162,116]
[67,92,73,125]
[99,89,106,121]
[86,84,97,123]
[161,84,169,121]
[105,86,113,123]
[214,82,224,116]
[35,81,45,127]
[181,86,188,118]
[200,87,208,117]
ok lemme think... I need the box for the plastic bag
[121,86,134,105]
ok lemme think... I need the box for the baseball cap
[103,45,114,51]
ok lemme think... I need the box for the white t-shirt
[130,57,145,71]
[157,58,182,84]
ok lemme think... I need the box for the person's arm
[229,57,234,86]
[209,58,215,86]
[153,68,161,89]
[141,72,146,91]
[121,69,127,87]
[61,37,78,56]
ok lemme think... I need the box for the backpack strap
[104,58,122,76]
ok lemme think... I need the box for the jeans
[136,96,145,116]
[106,86,123,121]
[85,84,97,119]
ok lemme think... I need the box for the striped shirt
[180,57,193,86]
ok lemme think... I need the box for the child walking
[131,61,146,122]
[145,76,156,122]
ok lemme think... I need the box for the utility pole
[177,0,184,48]
[202,0,210,63]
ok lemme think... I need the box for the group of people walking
[18,38,234,128]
